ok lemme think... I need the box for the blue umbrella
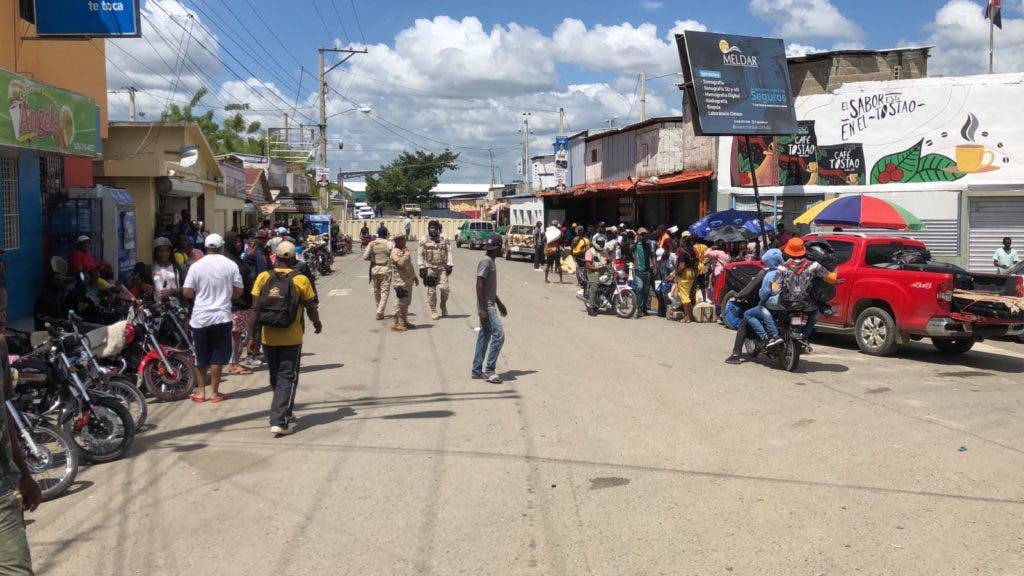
[688,210,757,238]
[742,219,776,235]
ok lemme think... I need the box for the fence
[339,217,465,242]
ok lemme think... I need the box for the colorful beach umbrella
[793,195,925,231]
[742,219,776,235]
[688,209,757,238]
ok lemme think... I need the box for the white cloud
[640,0,664,10]
[786,43,824,57]
[749,0,864,41]
[926,0,1024,76]
[553,18,706,75]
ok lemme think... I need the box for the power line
[328,0,351,44]
[243,0,304,70]
[348,0,366,43]
[311,0,335,43]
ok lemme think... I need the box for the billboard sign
[553,136,569,191]
[0,68,99,155]
[34,0,141,37]
[316,167,331,189]
[676,31,797,136]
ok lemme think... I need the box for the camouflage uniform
[389,239,418,331]
[417,233,453,319]
[362,237,393,319]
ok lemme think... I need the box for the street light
[326,106,372,120]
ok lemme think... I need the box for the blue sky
[106,0,1024,182]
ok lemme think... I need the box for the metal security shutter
[969,197,1024,272]
[844,220,960,257]
[732,195,824,223]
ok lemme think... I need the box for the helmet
[805,239,838,271]
[592,233,607,248]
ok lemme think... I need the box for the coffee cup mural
[954,144,996,173]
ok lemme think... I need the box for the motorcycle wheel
[103,375,149,430]
[142,352,197,401]
[21,421,79,502]
[73,396,136,464]
[777,337,801,372]
[743,338,761,358]
[614,291,637,319]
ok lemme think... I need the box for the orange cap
[783,237,806,258]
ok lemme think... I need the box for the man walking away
[533,221,545,270]
[634,228,655,317]
[544,220,563,284]
[1,337,42,575]
[390,233,419,332]
[571,227,590,288]
[363,228,393,320]
[183,234,243,403]
[473,235,508,383]
[248,241,321,436]
[994,237,1019,274]
[418,220,453,320]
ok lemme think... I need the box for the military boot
[431,309,440,321]
[403,313,416,329]
[440,301,448,317]
[391,317,406,332]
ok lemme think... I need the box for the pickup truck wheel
[854,307,899,356]
[932,338,975,354]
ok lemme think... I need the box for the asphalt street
[25,243,1024,576]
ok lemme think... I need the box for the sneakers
[471,371,485,379]
[587,308,598,317]
[431,311,440,320]
[486,373,502,384]
[270,425,293,436]
[725,354,743,365]
[765,337,784,349]
[376,312,384,320]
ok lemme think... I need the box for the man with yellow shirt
[248,241,322,436]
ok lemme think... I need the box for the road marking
[328,289,352,297]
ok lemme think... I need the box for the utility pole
[488,148,495,187]
[640,69,647,122]
[283,113,290,146]
[317,46,367,213]
[520,112,532,193]
[121,86,138,121]
[558,107,565,136]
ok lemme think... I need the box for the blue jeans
[802,310,819,339]
[743,306,778,340]
[634,270,651,314]
[473,304,505,374]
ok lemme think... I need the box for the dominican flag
[986,0,1003,29]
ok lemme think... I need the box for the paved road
[26,244,1024,575]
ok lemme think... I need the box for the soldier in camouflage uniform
[417,220,454,320]
[389,233,418,332]
[362,228,393,320]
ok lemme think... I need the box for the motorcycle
[576,263,637,319]
[743,309,804,372]
[334,233,353,255]
[12,322,136,463]
[153,296,195,360]
[99,300,196,402]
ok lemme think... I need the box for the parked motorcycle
[334,233,353,255]
[576,264,637,318]
[13,322,136,463]
[743,309,804,372]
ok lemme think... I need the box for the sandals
[227,366,254,375]
[190,394,206,403]
[210,393,229,403]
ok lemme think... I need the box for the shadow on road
[500,369,538,381]
[381,410,455,419]
[796,360,849,374]
[812,333,1023,374]
[300,363,345,374]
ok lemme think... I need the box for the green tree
[365,150,460,209]
[160,88,266,155]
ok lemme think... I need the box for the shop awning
[571,178,636,198]
[156,177,204,198]
[635,170,714,195]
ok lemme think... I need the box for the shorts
[192,322,233,367]
[232,309,254,335]
[545,253,559,267]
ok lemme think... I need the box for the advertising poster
[553,136,569,191]
[0,68,99,156]
[34,0,141,37]
[677,31,797,136]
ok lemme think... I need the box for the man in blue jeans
[473,235,508,383]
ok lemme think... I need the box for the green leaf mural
[870,139,923,184]
[906,154,965,183]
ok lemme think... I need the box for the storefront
[0,67,100,324]
[717,73,1024,268]
[216,161,247,233]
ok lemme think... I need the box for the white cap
[204,233,224,249]
[667,226,679,234]
[76,235,91,243]
[656,248,666,258]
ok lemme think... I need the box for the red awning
[572,178,636,197]
[634,170,714,195]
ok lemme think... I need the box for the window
[1,158,19,251]
[18,0,35,23]
[590,149,597,163]
[829,240,855,266]
[641,143,650,167]
[39,155,64,233]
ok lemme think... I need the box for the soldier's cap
[483,235,502,251]
[275,241,296,259]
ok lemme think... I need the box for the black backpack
[257,270,300,328]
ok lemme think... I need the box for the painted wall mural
[723,75,1021,192]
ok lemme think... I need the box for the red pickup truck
[715,234,1024,356]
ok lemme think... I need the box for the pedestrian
[248,241,321,436]
[389,233,418,332]
[404,215,412,240]
[571,226,590,288]
[533,220,544,270]
[152,237,185,299]
[224,231,256,376]
[418,220,453,320]
[0,337,42,575]
[182,233,243,404]
[174,233,195,270]
[993,237,1019,274]
[244,229,272,275]
[473,235,508,383]
[654,247,677,318]
[544,220,563,284]
[634,228,655,317]
[69,235,97,274]
[670,239,697,323]
[690,234,709,302]
[363,228,393,320]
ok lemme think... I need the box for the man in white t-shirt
[183,233,243,403]
[993,237,1019,275]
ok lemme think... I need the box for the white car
[356,207,376,220]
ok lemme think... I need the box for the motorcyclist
[584,234,609,316]
[743,249,785,351]
[725,255,776,364]
[769,238,838,349]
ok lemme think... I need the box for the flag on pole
[986,0,1003,29]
